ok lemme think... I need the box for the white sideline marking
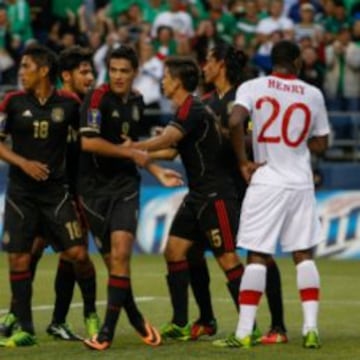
[1,297,360,315]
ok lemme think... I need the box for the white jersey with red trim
[234,73,330,189]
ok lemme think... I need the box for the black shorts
[170,193,240,256]
[80,191,139,254]
[2,186,84,253]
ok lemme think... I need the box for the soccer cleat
[190,319,217,340]
[260,327,288,345]
[135,320,162,346]
[83,334,111,351]
[0,330,37,347]
[84,313,100,338]
[213,333,252,348]
[303,330,321,349]
[160,322,191,341]
[46,322,83,341]
[0,312,17,337]
[251,325,262,344]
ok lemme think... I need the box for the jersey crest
[51,107,65,123]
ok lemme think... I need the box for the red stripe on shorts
[215,200,234,252]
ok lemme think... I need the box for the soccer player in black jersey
[0,45,96,347]
[81,46,182,351]
[201,43,287,344]
[0,46,100,342]
[131,57,247,340]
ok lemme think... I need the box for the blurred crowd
[1,0,360,112]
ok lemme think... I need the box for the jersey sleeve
[0,93,13,140]
[310,90,330,137]
[79,91,102,138]
[234,81,253,113]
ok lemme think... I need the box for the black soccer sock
[124,285,145,334]
[29,252,42,282]
[10,270,34,334]
[75,260,97,318]
[225,264,244,311]
[52,259,76,324]
[188,257,215,323]
[266,259,286,331]
[98,276,130,342]
[166,260,190,327]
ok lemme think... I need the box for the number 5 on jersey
[257,96,311,147]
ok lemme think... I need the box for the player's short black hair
[58,46,93,75]
[164,57,200,92]
[107,45,139,70]
[22,44,58,83]
[271,40,301,68]
[210,42,248,85]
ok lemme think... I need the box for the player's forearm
[0,142,27,169]
[149,148,178,160]
[81,136,134,159]
[229,105,249,164]
[135,135,174,152]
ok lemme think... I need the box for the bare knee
[215,251,241,272]
[8,253,31,272]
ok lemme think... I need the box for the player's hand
[155,168,184,187]
[240,160,265,183]
[131,149,150,168]
[121,135,133,147]
[20,160,49,181]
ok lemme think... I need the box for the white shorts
[236,184,324,254]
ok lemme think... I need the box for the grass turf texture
[0,253,359,360]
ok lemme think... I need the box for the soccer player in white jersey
[213,40,330,350]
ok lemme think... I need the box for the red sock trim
[300,288,320,302]
[108,276,130,289]
[167,260,189,273]
[10,271,31,281]
[239,290,263,305]
[226,264,244,281]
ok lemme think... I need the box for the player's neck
[33,81,54,105]
[215,78,232,99]
[172,89,191,108]
[62,83,74,94]
[272,66,297,76]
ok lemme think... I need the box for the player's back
[235,73,330,189]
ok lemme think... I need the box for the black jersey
[202,88,247,197]
[0,89,80,189]
[169,95,236,197]
[78,84,146,196]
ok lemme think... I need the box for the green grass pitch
[0,253,359,360]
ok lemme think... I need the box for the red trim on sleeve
[0,91,25,112]
[300,288,320,302]
[239,290,263,305]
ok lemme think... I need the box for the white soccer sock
[235,263,266,339]
[296,260,320,336]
